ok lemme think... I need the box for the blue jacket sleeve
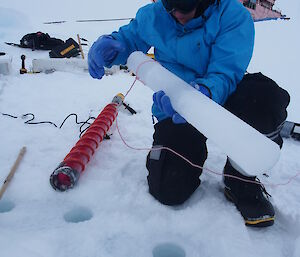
[108,7,152,67]
[195,2,255,105]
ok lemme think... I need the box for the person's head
[161,0,200,25]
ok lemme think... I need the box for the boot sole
[245,217,274,227]
[224,188,275,227]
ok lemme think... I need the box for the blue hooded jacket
[109,0,254,118]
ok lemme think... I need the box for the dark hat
[161,0,200,13]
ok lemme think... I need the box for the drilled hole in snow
[63,206,93,223]
[152,243,186,257]
[0,200,15,213]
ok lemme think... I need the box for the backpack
[20,32,64,50]
[49,38,80,58]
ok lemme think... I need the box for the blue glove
[152,85,211,124]
[153,91,186,124]
[88,35,125,79]
[190,82,212,98]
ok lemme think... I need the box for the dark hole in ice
[152,243,186,257]
[0,200,15,213]
[63,206,93,223]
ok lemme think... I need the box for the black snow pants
[146,73,290,205]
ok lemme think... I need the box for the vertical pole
[77,34,85,59]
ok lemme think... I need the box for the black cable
[1,113,18,119]
[1,112,96,137]
[58,113,91,129]
[22,113,58,127]
[79,117,95,131]
[79,117,96,138]
[1,104,137,138]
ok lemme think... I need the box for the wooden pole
[0,146,26,200]
[77,34,85,59]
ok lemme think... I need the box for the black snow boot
[223,160,275,227]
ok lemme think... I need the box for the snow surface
[0,1,300,257]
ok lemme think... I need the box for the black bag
[49,38,80,58]
[20,32,64,50]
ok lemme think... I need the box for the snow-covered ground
[0,1,300,256]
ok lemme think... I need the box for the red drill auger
[50,93,125,191]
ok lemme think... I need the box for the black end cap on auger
[50,163,80,191]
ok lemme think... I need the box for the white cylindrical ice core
[127,51,280,175]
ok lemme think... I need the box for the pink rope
[119,56,300,188]
[124,59,155,97]
[116,118,300,188]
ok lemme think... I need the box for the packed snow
[0,1,300,257]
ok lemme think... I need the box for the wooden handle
[77,34,85,60]
[0,146,26,200]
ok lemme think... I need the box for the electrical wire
[1,112,96,138]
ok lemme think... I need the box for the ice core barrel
[127,51,280,175]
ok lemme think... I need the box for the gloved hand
[153,91,186,124]
[190,82,212,98]
[88,35,125,79]
[152,85,211,124]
